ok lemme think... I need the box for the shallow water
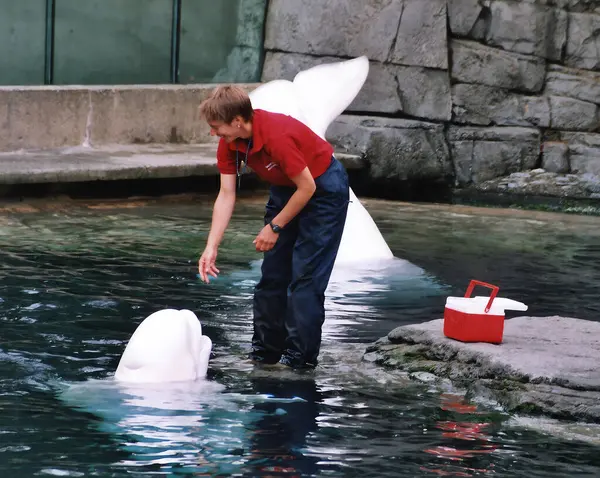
[1,195,600,477]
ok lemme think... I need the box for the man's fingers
[208,264,219,278]
[198,259,213,283]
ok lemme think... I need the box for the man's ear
[232,115,245,127]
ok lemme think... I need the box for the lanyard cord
[235,138,252,190]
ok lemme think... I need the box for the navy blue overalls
[251,157,349,368]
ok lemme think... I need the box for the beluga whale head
[249,56,394,267]
[114,309,212,383]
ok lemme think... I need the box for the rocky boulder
[365,316,600,423]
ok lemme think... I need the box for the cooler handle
[464,280,499,313]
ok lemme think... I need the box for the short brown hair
[198,85,254,124]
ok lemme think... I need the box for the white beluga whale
[249,56,394,267]
[115,308,212,383]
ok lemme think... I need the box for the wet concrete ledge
[364,316,600,423]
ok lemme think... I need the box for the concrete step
[0,143,365,185]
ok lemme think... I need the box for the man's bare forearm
[206,189,236,249]
[272,185,315,228]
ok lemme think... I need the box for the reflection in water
[422,394,497,476]
[60,375,312,475]
[223,256,447,345]
[243,376,321,477]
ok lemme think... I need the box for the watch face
[270,222,282,233]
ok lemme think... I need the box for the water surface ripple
[1,197,600,477]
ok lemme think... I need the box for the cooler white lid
[446,296,528,315]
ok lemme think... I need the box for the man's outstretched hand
[198,246,220,283]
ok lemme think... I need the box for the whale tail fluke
[250,56,369,140]
[292,56,369,139]
[249,55,395,267]
[248,79,304,123]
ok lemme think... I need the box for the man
[198,85,349,370]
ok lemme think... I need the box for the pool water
[1,195,600,477]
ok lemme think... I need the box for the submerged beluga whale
[249,56,394,267]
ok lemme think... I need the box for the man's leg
[251,186,297,364]
[280,159,349,368]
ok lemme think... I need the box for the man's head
[199,85,254,143]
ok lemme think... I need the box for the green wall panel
[0,0,266,85]
[0,0,46,85]
[53,0,172,84]
[179,0,266,83]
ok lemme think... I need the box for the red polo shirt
[216,109,334,186]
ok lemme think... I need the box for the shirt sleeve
[265,134,307,179]
[217,139,237,175]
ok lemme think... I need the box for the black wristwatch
[269,221,283,233]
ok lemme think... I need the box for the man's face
[208,120,240,143]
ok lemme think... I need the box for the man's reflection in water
[242,374,321,477]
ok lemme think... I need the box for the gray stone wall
[262,0,600,198]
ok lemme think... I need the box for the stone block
[448,0,485,36]
[565,12,600,71]
[263,52,452,121]
[451,39,546,93]
[452,84,550,127]
[391,0,448,69]
[561,132,600,176]
[359,62,452,120]
[545,65,600,105]
[486,0,567,61]
[555,0,600,12]
[516,0,599,11]
[264,0,403,62]
[549,96,599,131]
[542,141,570,173]
[448,126,541,184]
[571,155,600,176]
[327,115,452,181]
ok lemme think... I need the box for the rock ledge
[364,316,600,423]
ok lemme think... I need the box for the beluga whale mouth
[248,56,394,268]
[114,308,212,383]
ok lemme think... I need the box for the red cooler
[443,280,528,344]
